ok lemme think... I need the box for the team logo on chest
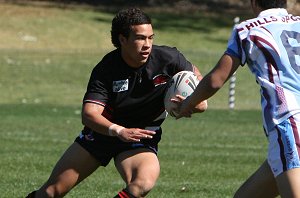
[113,79,129,92]
[153,74,170,87]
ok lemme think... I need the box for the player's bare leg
[114,148,160,197]
[35,142,101,197]
[276,167,300,198]
[233,160,279,198]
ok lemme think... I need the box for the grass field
[0,2,268,198]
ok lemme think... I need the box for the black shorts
[75,129,162,166]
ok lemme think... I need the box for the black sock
[114,188,137,198]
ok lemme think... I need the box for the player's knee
[130,178,156,196]
[142,178,156,193]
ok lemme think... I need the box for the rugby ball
[164,71,199,117]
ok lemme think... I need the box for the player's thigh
[276,167,300,198]
[233,160,279,198]
[114,148,160,185]
[45,142,101,188]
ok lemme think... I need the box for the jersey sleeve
[83,64,110,107]
[176,50,193,71]
[225,27,247,66]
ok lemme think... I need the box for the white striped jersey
[226,8,300,132]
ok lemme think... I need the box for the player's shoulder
[151,45,182,60]
[152,45,179,53]
[95,49,120,68]
[236,9,291,33]
[101,48,120,64]
[89,49,121,77]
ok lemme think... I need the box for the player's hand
[117,128,156,142]
[172,95,194,119]
[173,95,207,117]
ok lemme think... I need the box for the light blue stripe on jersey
[226,8,300,132]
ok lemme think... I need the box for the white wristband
[108,124,124,136]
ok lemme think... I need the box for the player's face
[120,24,154,68]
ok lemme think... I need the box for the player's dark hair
[111,8,152,48]
[254,0,287,9]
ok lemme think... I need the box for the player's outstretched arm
[176,54,240,119]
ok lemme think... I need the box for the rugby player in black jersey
[26,7,207,198]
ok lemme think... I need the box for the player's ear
[119,34,127,46]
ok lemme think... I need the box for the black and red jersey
[83,45,193,129]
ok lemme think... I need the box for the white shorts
[268,114,300,177]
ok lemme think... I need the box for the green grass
[1,105,267,197]
[0,2,266,198]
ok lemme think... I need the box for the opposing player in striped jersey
[176,0,300,197]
